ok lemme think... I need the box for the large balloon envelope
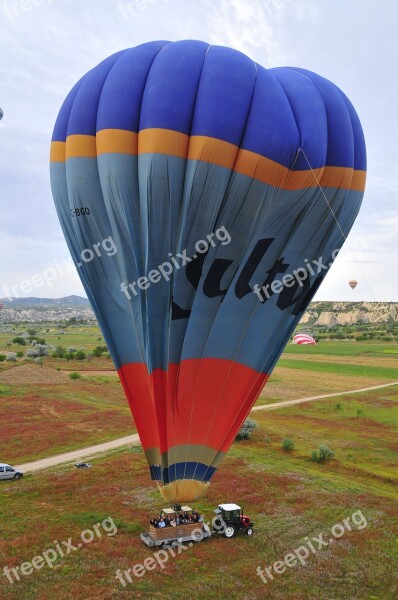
[50,41,366,502]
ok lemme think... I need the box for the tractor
[214,503,254,538]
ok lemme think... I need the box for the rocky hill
[299,302,398,327]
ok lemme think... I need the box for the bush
[235,418,257,441]
[34,357,43,366]
[12,337,26,346]
[34,344,49,357]
[335,402,343,411]
[311,444,335,463]
[16,351,24,358]
[67,347,77,353]
[0,354,6,362]
[69,372,82,381]
[6,353,17,362]
[75,350,86,361]
[65,352,75,361]
[25,348,39,358]
[92,346,103,357]
[52,345,66,359]
[282,438,294,452]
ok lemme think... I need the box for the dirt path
[15,381,397,474]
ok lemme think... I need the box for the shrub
[65,352,75,361]
[6,353,17,362]
[311,444,335,463]
[34,344,49,357]
[0,354,6,362]
[69,372,82,381]
[25,348,39,358]
[34,357,43,366]
[335,402,343,411]
[52,345,66,359]
[235,418,257,441]
[282,438,294,452]
[16,351,24,358]
[92,346,103,357]
[75,350,86,361]
[12,337,26,346]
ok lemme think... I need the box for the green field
[0,328,397,598]
[0,387,397,599]
[278,358,398,379]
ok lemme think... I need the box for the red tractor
[213,503,254,538]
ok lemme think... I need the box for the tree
[75,350,86,361]
[235,418,257,441]
[12,337,26,346]
[52,346,66,359]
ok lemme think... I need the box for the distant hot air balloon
[349,280,358,289]
[50,40,366,503]
[293,333,316,345]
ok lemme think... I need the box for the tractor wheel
[246,527,253,536]
[224,524,236,538]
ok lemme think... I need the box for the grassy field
[0,387,397,599]
[0,378,133,463]
[0,330,397,598]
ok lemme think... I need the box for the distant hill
[1,295,90,307]
[0,296,93,323]
[300,301,398,327]
[0,297,396,327]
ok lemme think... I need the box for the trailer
[140,505,211,547]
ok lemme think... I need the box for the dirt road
[16,381,397,474]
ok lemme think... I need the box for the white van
[0,463,23,481]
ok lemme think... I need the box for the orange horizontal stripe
[188,136,238,169]
[139,128,189,157]
[51,128,366,192]
[66,134,97,159]
[97,129,138,156]
[50,141,66,163]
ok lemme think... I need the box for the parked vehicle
[213,503,254,537]
[0,464,23,481]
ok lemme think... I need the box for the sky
[0,0,396,301]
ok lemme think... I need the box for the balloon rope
[300,147,398,348]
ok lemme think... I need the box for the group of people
[150,510,202,528]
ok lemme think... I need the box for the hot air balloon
[292,333,316,345]
[349,280,358,289]
[50,40,366,503]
